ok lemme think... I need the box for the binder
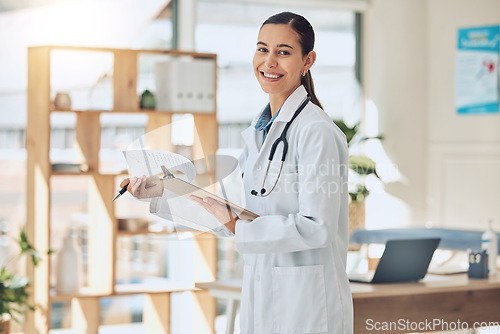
[155,59,184,111]
[154,60,174,111]
[192,59,204,112]
[200,59,215,113]
[176,59,189,111]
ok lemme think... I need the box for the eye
[257,47,268,53]
[278,50,290,55]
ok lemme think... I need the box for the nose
[264,53,277,68]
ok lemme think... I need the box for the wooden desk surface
[196,274,500,333]
[196,279,242,294]
[350,273,500,298]
[197,274,500,297]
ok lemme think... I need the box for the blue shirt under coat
[255,103,281,143]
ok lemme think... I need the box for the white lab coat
[235,85,353,334]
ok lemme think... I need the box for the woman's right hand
[120,175,163,199]
[119,178,130,190]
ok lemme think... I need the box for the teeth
[263,72,282,79]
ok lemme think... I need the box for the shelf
[50,170,128,177]
[116,226,199,237]
[50,108,215,115]
[49,323,145,334]
[27,45,218,334]
[50,282,197,302]
[114,282,198,295]
[116,229,174,237]
[33,45,217,59]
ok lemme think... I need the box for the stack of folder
[155,58,215,113]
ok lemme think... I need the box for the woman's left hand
[189,196,237,234]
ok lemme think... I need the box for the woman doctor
[194,11,353,334]
[123,11,353,334]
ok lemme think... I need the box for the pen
[113,184,128,201]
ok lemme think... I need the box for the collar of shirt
[255,103,281,143]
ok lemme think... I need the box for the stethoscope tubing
[251,96,311,197]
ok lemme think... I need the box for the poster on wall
[455,25,499,115]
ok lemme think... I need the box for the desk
[196,280,242,334]
[196,274,500,334]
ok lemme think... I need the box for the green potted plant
[0,228,41,334]
[333,120,382,200]
[348,155,380,201]
[333,120,383,243]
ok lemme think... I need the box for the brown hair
[262,12,323,109]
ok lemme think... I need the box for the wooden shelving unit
[26,46,218,334]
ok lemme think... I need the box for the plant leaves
[19,228,41,267]
[1,228,39,320]
[349,155,380,178]
[333,120,359,146]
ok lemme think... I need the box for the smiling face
[253,23,315,103]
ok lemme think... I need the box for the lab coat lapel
[241,114,273,183]
[258,85,308,158]
[273,85,308,124]
[241,122,266,192]
[241,120,261,157]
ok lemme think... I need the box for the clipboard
[159,165,259,221]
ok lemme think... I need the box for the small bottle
[481,219,498,276]
[56,227,82,294]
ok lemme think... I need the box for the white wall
[363,0,500,230]
[363,0,428,228]
[426,0,500,229]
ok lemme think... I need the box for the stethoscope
[251,96,311,197]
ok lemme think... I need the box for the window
[195,1,362,149]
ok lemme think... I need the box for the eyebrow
[257,41,294,49]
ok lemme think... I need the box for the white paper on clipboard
[123,149,196,182]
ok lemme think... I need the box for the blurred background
[1,0,500,333]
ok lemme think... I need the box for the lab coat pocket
[272,265,328,333]
[267,164,299,195]
[240,265,252,333]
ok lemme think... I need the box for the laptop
[348,238,441,284]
